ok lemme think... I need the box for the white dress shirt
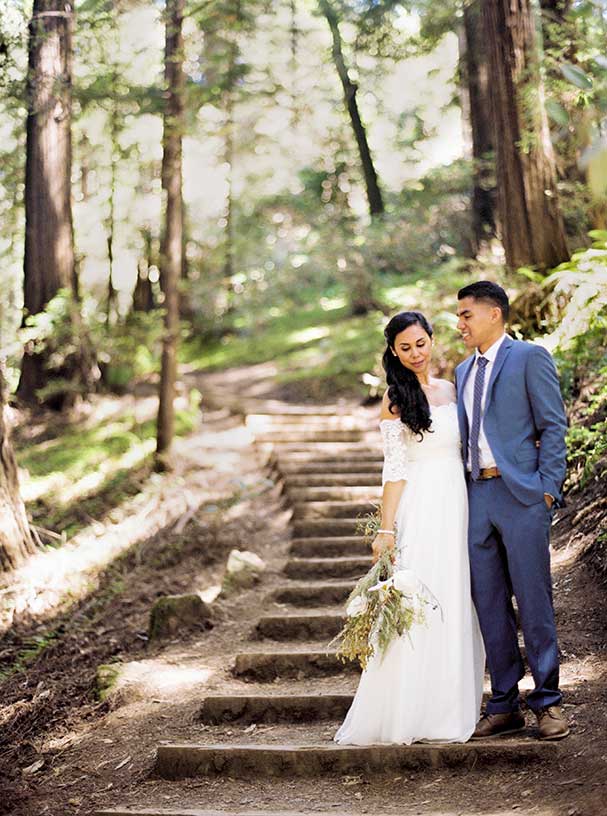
[463,333,507,470]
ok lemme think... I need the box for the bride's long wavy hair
[382,311,433,439]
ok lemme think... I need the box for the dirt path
[3,391,607,816]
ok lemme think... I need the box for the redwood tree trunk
[481,0,569,270]
[319,0,384,217]
[18,0,75,402]
[462,0,497,251]
[0,368,36,572]
[132,230,155,313]
[156,0,184,462]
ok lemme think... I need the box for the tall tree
[156,0,185,463]
[132,228,156,314]
[0,366,36,572]
[18,0,76,403]
[318,0,384,216]
[461,0,496,250]
[289,0,300,126]
[481,0,569,270]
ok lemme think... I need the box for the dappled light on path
[0,409,258,634]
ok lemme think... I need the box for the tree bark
[462,0,497,251]
[223,64,235,282]
[319,0,384,216]
[18,0,76,403]
[105,106,119,329]
[0,367,37,572]
[132,230,155,313]
[289,0,300,127]
[481,0,568,270]
[156,0,184,463]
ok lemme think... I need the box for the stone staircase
[96,407,558,816]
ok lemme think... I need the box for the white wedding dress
[334,402,485,745]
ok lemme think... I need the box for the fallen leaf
[22,759,44,775]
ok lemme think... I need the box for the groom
[455,281,569,740]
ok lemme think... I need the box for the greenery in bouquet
[329,549,439,670]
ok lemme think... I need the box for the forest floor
[1,364,606,816]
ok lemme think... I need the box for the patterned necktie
[470,356,489,480]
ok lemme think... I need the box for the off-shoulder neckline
[380,401,456,424]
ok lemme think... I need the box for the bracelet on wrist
[377,529,395,536]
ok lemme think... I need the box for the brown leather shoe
[536,705,570,740]
[471,710,526,740]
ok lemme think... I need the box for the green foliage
[92,311,164,392]
[546,234,607,349]
[355,506,382,538]
[19,289,97,403]
[329,550,392,669]
[545,233,607,485]
[556,325,607,487]
[566,410,607,486]
[18,289,166,397]
[540,0,607,223]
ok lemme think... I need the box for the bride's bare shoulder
[433,378,456,401]
[380,389,399,420]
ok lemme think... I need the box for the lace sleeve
[379,419,408,486]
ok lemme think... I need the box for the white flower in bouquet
[392,569,420,596]
[346,595,367,618]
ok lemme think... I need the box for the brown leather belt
[477,466,501,480]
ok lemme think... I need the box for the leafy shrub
[91,310,164,392]
[547,231,607,486]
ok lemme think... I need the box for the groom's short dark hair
[457,281,509,322]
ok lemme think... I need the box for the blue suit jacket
[455,337,567,506]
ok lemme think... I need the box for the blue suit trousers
[467,476,561,713]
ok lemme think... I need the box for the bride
[335,310,485,745]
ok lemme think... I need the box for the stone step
[254,404,339,415]
[291,518,362,537]
[276,447,382,460]
[154,740,558,779]
[254,612,344,641]
[284,473,381,488]
[255,429,364,443]
[270,443,379,455]
[279,461,383,475]
[198,693,354,724]
[292,500,376,520]
[247,413,368,428]
[233,649,355,681]
[287,486,381,502]
[200,688,498,726]
[244,404,345,416]
[97,810,364,816]
[289,536,370,558]
[269,580,355,606]
[284,556,371,579]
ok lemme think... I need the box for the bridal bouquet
[329,550,442,670]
